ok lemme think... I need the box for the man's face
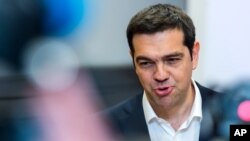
[132,29,199,110]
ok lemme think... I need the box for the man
[103,3,222,141]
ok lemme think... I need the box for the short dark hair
[126,3,196,59]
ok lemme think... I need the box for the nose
[153,63,169,82]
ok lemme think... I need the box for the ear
[192,41,200,70]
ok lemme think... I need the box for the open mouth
[154,86,174,96]
[159,87,168,90]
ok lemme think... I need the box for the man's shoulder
[103,93,143,118]
[99,93,148,139]
[195,82,226,141]
[196,81,224,97]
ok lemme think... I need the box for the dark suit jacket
[103,82,223,141]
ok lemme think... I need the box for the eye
[138,61,154,68]
[167,57,181,64]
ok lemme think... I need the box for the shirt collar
[143,91,157,123]
[188,79,203,123]
[142,79,203,124]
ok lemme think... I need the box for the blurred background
[0,0,250,140]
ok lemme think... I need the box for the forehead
[132,29,186,58]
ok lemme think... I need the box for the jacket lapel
[122,94,150,141]
[197,82,217,141]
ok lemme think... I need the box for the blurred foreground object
[42,0,89,36]
[29,72,115,141]
[0,38,117,141]
[216,80,250,140]
[24,39,116,141]
[0,0,91,72]
[0,0,42,71]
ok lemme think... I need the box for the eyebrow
[163,52,184,59]
[135,52,184,62]
[135,56,151,62]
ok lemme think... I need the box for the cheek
[136,69,152,86]
[171,63,193,81]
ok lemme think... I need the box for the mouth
[153,86,174,97]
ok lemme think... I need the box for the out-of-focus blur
[0,0,250,141]
[27,69,116,141]
[0,0,123,140]
[0,0,42,72]
[215,81,250,141]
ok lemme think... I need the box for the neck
[154,83,195,131]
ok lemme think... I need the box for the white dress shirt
[142,80,202,141]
